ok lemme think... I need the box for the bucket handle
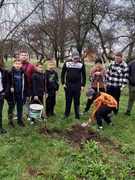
[30,99,43,105]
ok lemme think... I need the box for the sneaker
[62,114,69,119]
[82,111,87,115]
[124,111,130,116]
[108,122,114,126]
[75,115,81,119]
[97,126,103,131]
[27,115,31,121]
[0,127,7,134]
[14,116,17,120]
[113,112,118,116]
[30,118,35,125]
[18,120,25,127]
[9,121,14,128]
[46,114,50,118]
[50,113,56,116]
[30,121,34,125]
[39,117,47,122]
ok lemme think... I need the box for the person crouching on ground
[86,87,117,131]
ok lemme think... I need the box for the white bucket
[30,104,43,118]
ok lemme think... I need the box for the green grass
[1,60,135,179]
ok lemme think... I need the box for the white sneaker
[14,116,17,120]
[27,115,31,121]
[97,126,103,131]
[27,117,31,121]
[30,121,34,125]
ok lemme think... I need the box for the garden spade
[97,76,100,92]
[81,121,90,127]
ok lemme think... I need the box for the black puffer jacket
[0,67,9,96]
[31,70,45,96]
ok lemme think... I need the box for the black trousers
[0,91,4,127]
[46,90,56,115]
[95,105,114,126]
[84,87,105,112]
[64,83,81,117]
[106,86,121,114]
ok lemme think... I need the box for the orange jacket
[89,92,117,122]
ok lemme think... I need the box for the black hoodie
[44,70,59,93]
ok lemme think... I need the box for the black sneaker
[82,111,87,115]
[97,126,103,131]
[18,120,25,127]
[113,112,118,116]
[9,121,14,128]
[50,113,56,116]
[124,111,130,116]
[62,114,69,119]
[0,127,7,134]
[108,122,114,126]
[75,115,81,119]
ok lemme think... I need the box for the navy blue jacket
[7,67,29,103]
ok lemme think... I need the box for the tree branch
[3,0,44,42]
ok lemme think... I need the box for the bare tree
[0,0,44,66]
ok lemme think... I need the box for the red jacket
[21,61,35,88]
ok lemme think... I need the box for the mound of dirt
[39,124,115,148]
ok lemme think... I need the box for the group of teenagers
[0,49,134,134]
[0,50,59,134]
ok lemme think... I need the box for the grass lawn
[0,60,135,179]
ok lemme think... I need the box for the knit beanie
[95,57,102,64]
[86,87,95,97]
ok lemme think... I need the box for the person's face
[13,61,22,70]
[95,62,102,69]
[48,62,54,71]
[73,58,79,62]
[115,55,122,64]
[88,96,93,99]
[36,65,44,73]
[20,53,28,61]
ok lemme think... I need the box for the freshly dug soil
[39,124,115,148]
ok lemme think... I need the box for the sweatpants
[64,83,81,117]
[95,105,114,126]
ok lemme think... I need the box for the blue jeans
[8,93,23,121]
